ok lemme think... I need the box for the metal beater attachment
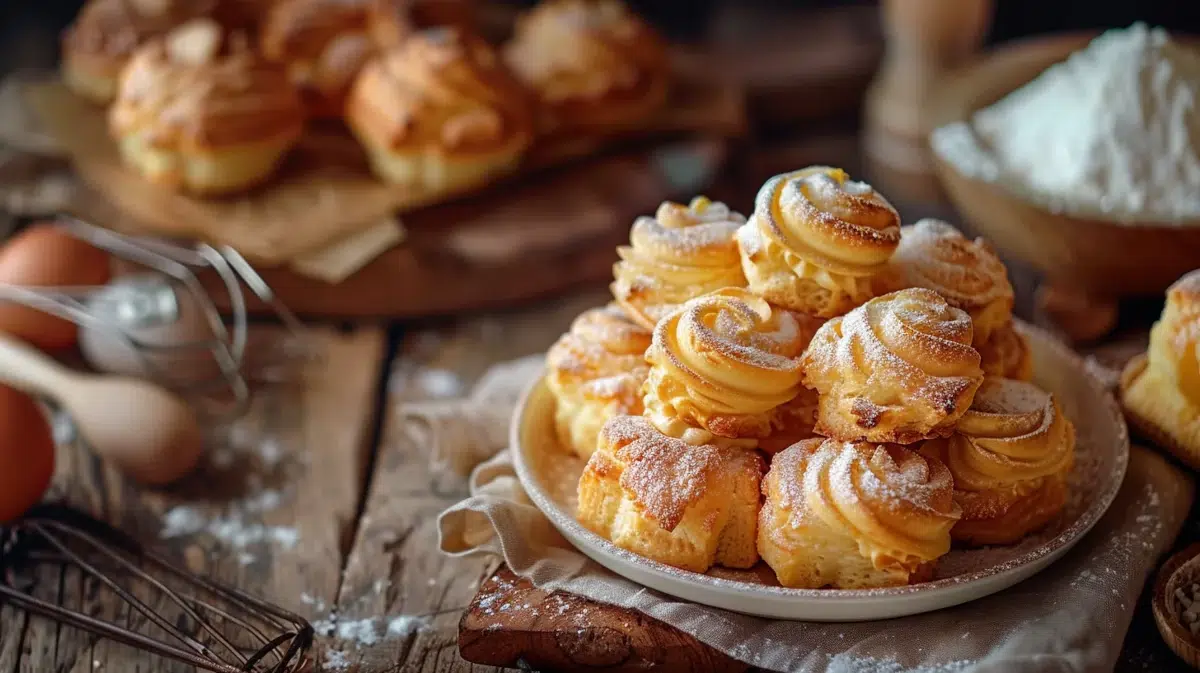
[0,215,315,421]
[0,504,313,673]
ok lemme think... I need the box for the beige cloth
[424,356,1195,673]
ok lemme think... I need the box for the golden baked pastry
[260,0,375,118]
[346,27,534,193]
[61,0,215,104]
[881,219,1014,343]
[108,20,305,195]
[1121,270,1200,467]
[545,304,651,459]
[610,196,747,330]
[503,0,668,137]
[578,415,764,573]
[758,438,960,589]
[736,166,902,317]
[801,288,985,443]
[644,287,818,449]
[920,377,1075,546]
[977,321,1033,381]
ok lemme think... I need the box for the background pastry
[643,287,815,448]
[758,438,959,589]
[737,166,902,317]
[345,27,534,193]
[801,288,984,443]
[610,196,747,330]
[545,304,651,459]
[62,0,216,104]
[1121,270,1200,467]
[578,415,764,573]
[108,19,305,195]
[503,0,668,137]
[921,377,1075,545]
[977,322,1033,381]
[260,0,375,118]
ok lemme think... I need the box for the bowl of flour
[929,24,1200,297]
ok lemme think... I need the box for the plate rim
[512,320,1129,607]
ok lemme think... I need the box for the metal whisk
[0,215,316,421]
[0,504,313,673]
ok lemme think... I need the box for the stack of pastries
[61,0,671,197]
[548,165,1078,589]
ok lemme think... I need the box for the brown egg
[0,223,112,350]
[0,384,56,522]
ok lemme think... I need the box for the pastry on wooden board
[108,19,305,195]
[610,196,747,331]
[1121,270,1200,468]
[345,27,534,193]
[736,166,902,318]
[758,438,960,589]
[503,0,668,138]
[921,377,1075,546]
[643,287,818,451]
[62,0,217,104]
[545,304,651,460]
[801,288,985,444]
[578,415,764,573]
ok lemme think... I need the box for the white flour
[932,23,1200,222]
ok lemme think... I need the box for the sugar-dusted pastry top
[259,0,373,104]
[1149,269,1200,406]
[884,219,1014,341]
[503,0,666,105]
[769,438,960,572]
[547,304,650,402]
[595,415,764,531]
[611,197,747,329]
[63,0,216,64]
[348,27,534,152]
[645,287,814,443]
[935,377,1074,493]
[109,20,305,149]
[737,166,902,316]
[802,287,984,443]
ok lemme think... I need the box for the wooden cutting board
[200,139,730,319]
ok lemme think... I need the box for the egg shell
[0,383,56,522]
[0,224,112,350]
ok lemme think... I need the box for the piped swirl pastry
[346,27,534,193]
[546,304,651,459]
[737,166,902,317]
[503,0,668,137]
[108,20,305,195]
[260,0,375,118]
[801,288,985,443]
[1121,270,1200,467]
[881,219,1014,343]
[62,0,216,104]
[977,322,1033,381]
[644,287,816,448]
[758,438,960,589]
[578,415,764,573]
[610,197,747,330]
[920,377,1075,545]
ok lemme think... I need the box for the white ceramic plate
[512,321,1129,621]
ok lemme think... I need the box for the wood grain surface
[0,326,385,673]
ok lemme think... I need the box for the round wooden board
[202,141,730,320]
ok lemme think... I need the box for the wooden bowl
[1154,543,1200,668]
[929,32,1200,299]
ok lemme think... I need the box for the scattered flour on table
[932,23,1200,222]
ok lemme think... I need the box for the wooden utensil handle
[0,331,74,396]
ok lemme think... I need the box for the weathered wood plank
[0,326,385,673]
[331,291,608,672]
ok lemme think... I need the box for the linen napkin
[422,356,1194,673]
